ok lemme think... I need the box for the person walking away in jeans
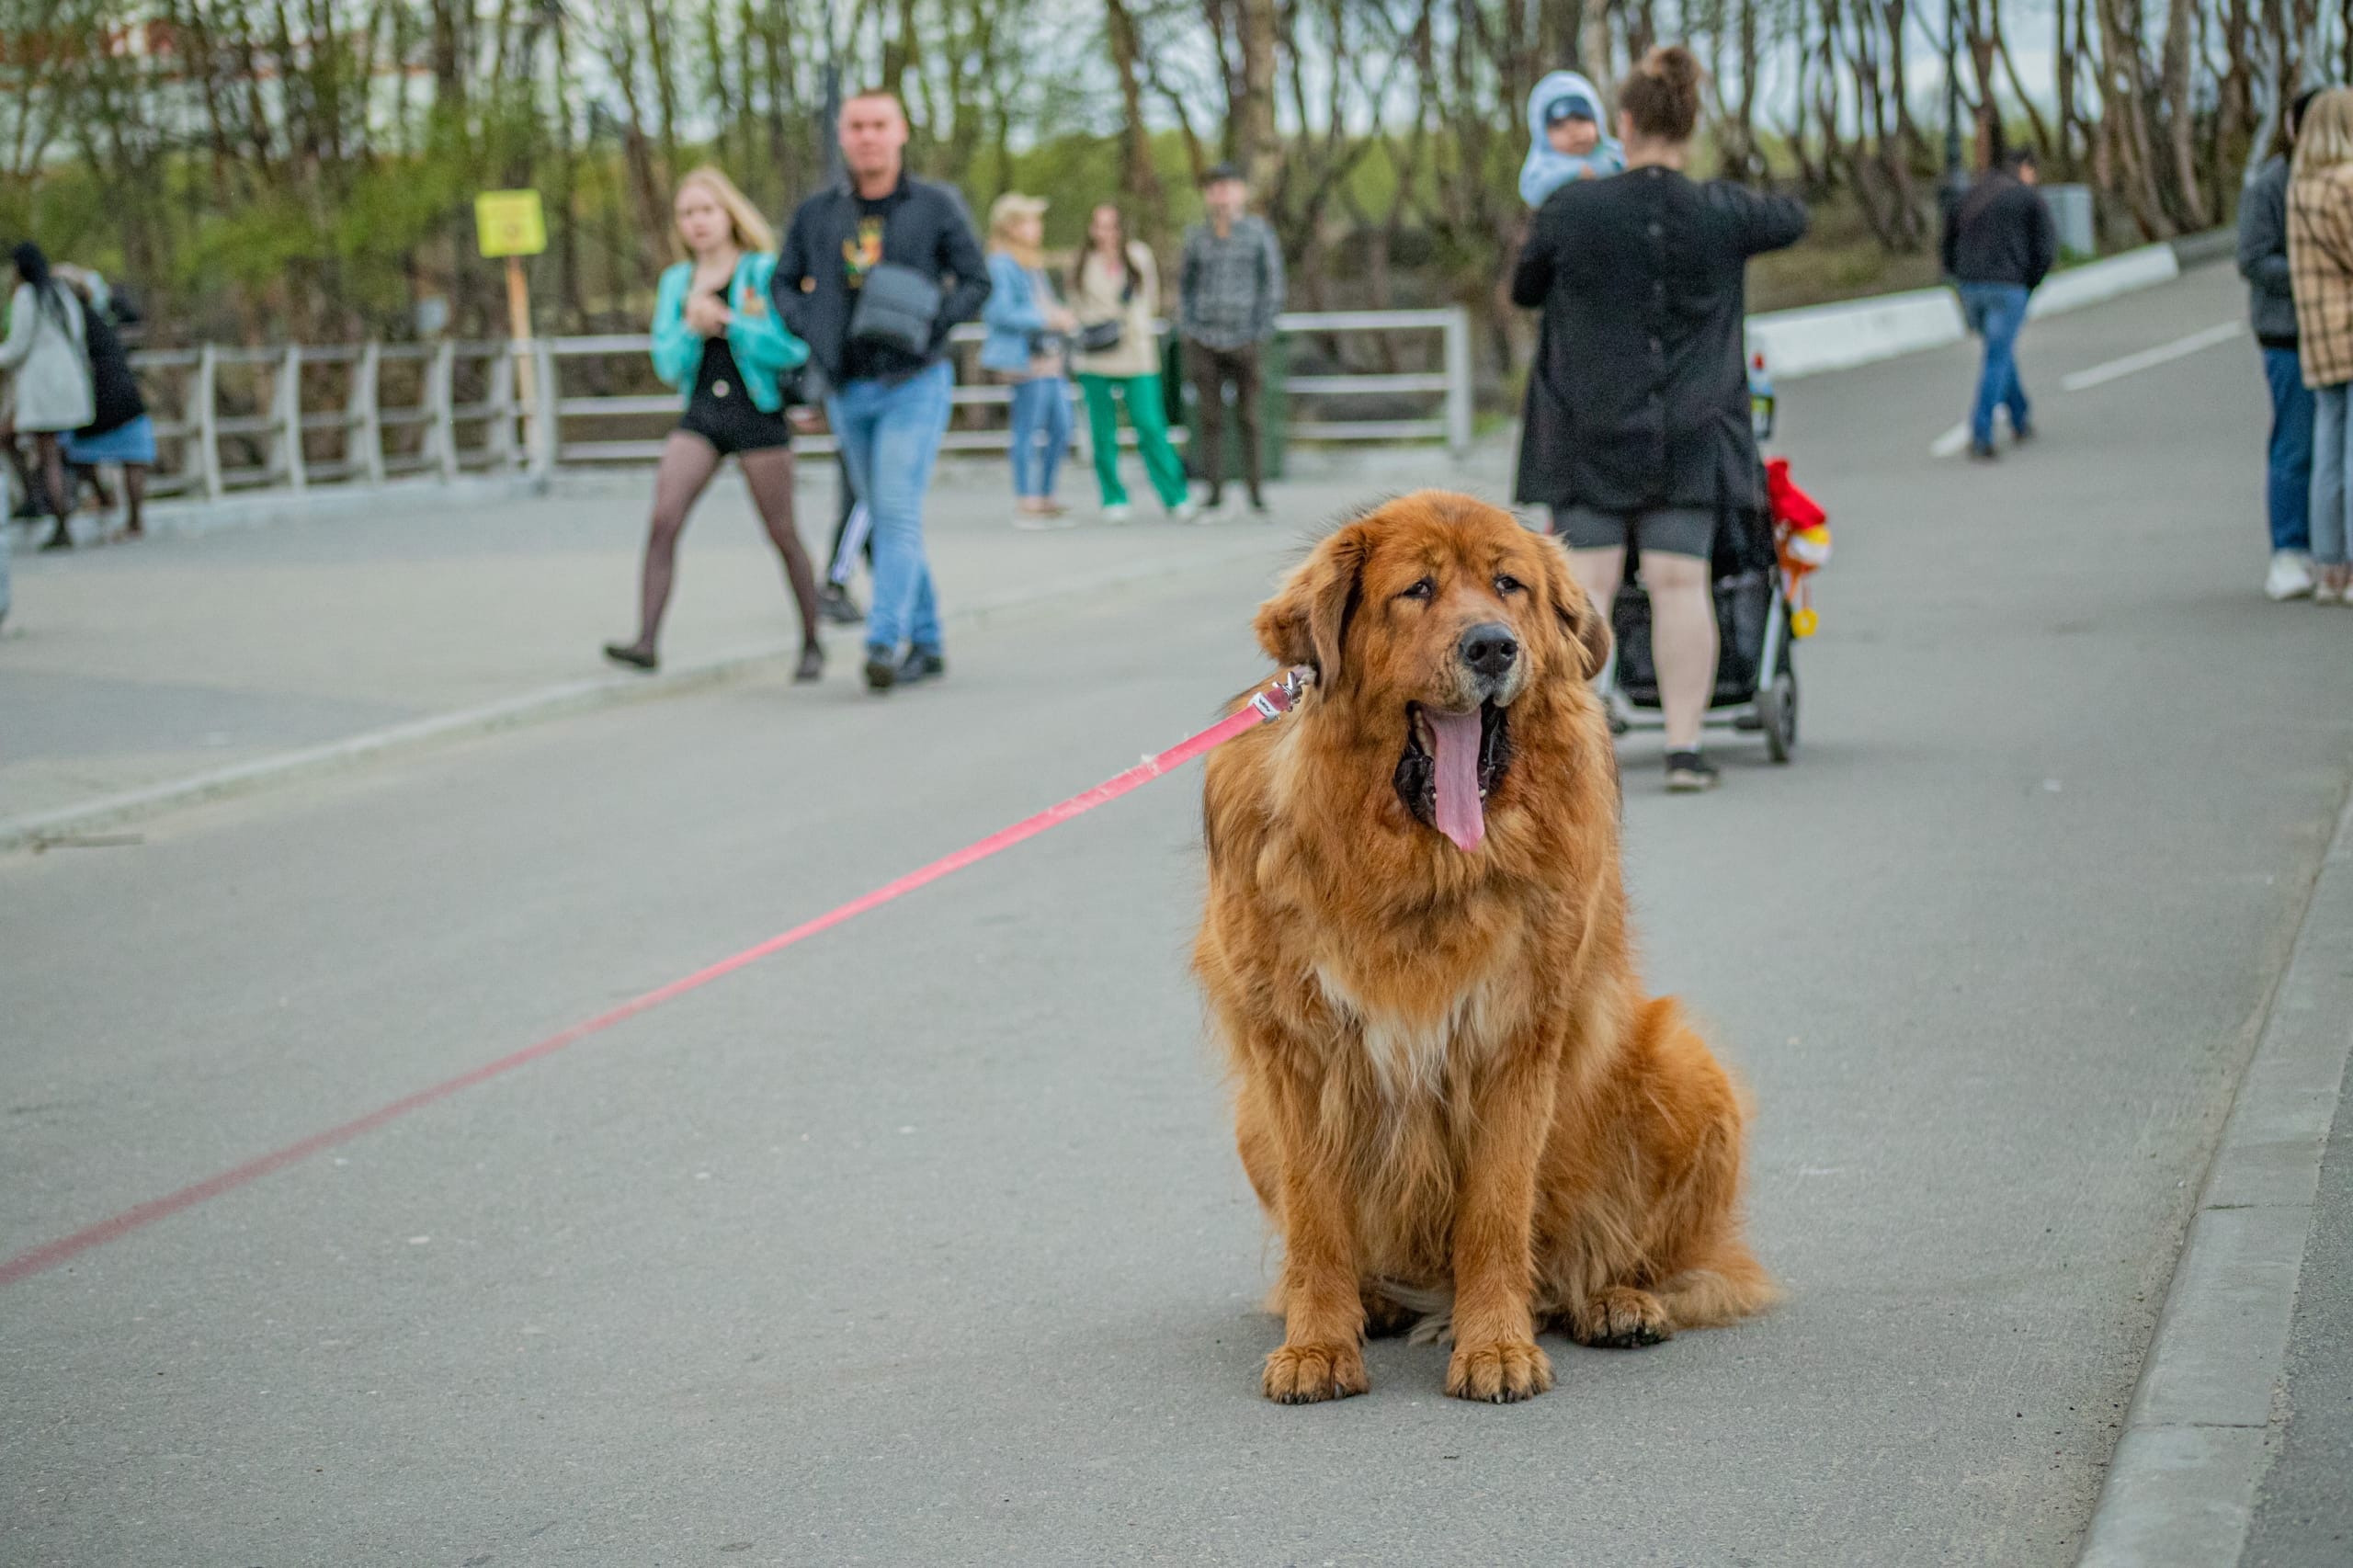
[1071,203,1193,522]
[0,244,92,551]
[1177,164,1283,517]
[2245,90,2327,601]
[603,167,824,680]
[981,193,1077,528]
[778,89,990,691]
[2289,87,2353,604]
[1940,149,2054,462]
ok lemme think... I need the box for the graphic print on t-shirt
[843,217,885,289]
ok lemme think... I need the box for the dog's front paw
[1445,1338,1553,1403]
[1562,1286,1673,1348]
[1262,1342,1369,1404]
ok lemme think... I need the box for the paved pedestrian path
[0,452,1489,826]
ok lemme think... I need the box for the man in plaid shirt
[1179,164,1285,516]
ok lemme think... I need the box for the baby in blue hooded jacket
[1519,70,1624,207]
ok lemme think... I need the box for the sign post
[474,189,548,467]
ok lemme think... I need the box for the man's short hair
[1201,162,1245,187]
[843,87,903,113]
[2004,148,2038,175]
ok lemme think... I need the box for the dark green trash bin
[1165,334,1288,484]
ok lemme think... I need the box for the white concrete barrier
[1745,288,1964,379]
[1748,241,2189,382]
[2027,242,2180,318]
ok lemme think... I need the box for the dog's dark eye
[1495,574,1525,596]
[1400,577,1435,602]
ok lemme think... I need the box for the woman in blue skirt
[57,266,152,539]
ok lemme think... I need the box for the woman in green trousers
[1070,205,1195,522]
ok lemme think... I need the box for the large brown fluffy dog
[1195,491,1771,1404]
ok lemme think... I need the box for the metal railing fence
[123,308,1472,503]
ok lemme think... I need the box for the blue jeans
[2310,381,2352,566]
[1008,376,1072,498]
[1959,282,2031,449]
[2262,347,2315,554]
[829,361,953,658]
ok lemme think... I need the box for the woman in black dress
[1512,46,1806,791]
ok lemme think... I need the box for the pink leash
[0,667,1313,1290]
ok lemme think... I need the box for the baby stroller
[1601,506,1799,762]
[1602,368,1819,763]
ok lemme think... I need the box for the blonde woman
[1070,204,1192,521]
[980,193,1077,524]
[2290,86,2353,603]
[604,166,826,678]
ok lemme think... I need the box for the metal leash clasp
[1249,665,1316,721]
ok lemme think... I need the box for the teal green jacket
[652,253,809,412]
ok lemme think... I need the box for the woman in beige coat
[1069,205,1193,521]
[0,243,93,551]
[2288,87,2353,601]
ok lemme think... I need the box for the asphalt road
[5,262,2351,1567]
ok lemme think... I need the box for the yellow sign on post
[476,190,547,471]
[474,189,546,258]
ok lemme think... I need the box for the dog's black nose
[1459,622,1518,679]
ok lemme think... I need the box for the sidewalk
[0,446,1507,838]
[2080,787,2353,1568]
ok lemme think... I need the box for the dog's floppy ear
[1539,537,1612,681]
[1256,525,1369,685]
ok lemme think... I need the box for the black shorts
[1551,504,1716,559]
[679,392,790,457]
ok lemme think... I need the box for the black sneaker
[819,584,864,625]
[1664,750,1719,792]
[601,641,657,672]
[862,652,898,691]
[898,647,946,687]
[1967,441,1998,463]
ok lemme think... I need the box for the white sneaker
[1100,503,1132,524]
[1168,498,1199,523]
[2265,551,2316,601]
[2317,574,2346,605]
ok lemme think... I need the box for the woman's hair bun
[1622,43,1703,142]
[1641,45,1700,93]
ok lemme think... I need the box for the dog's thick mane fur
[1193,490,1772,1404]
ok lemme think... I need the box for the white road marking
[1929,422,1972,458]
[2061,321,2243,392]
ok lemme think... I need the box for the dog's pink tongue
[1428,708,1485,852]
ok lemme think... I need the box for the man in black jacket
[777,89,989,692]
[1941,150,2056,462]
[2240,89,2324,599]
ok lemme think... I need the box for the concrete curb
[0,527,1292,855]
[2075,787,2353,1567]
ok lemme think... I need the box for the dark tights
[30,433,71,547]
[624,430,822,654]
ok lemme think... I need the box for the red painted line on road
[0,673,1309,1290]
